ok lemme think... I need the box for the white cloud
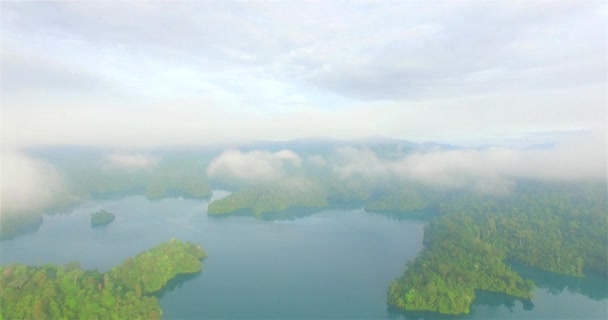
[332,147,390,180]
[274,150,301,164]
[307,155,327,166]
[0,149,70,217]
[2,84,604,149]
[103,152,158,170]
[1,1,604,149]
[329,131,607,194]
[207,149,301,183]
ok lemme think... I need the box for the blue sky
[1,1,606,148]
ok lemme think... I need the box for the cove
[1,192,606,319]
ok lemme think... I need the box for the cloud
[274,150,302,164]
[0,1,605,150]
[2,1,605,113]
[207,149,300,183]
[0,149,70,217]
[103,152,158,170]
[328,132,607,194]
[2,84,605,150]
[332,147,391,180]
[307,155,327,166]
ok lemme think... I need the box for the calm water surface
[1,192,606,319]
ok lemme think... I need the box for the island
[91,210,115,227]
[0,239,206,320]
[387,182,607,315]
[208,177,328,217]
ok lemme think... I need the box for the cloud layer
[207,149,301,183]
[1,1,605,215]
[103,152,158,170]
[1,1,606,149]
[330,133,607,194]
[0,150,70,217]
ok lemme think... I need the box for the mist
[329,132,606,194]
[103,152,158,170]
[207,149,301,184]
[1,130,604,219]
[0,149,70,218]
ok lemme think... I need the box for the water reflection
[511,263,608,301]
[387,305,466,319]
[154,270,203,299]
[386,291,535,320]
[473,290,534,311]
[386,262,608,320]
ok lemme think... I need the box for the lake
[1,192,606,319]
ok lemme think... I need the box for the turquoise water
[1,192,606,319]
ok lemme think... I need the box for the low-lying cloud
[329,132,606,194]
[103,152,158,170]
[207,149,301,183]
[0,149,71,217]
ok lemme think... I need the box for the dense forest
[388,181,607,314]
[364,187,433,213]
[208,177,328,216]
[0,239,206,319]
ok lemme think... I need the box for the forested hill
[388,182,607,315]
[0,239,206,320]
[208,177,328,216]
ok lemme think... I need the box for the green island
[0,239,206,320]
[387,182,607,315]
[208,177,328,216]
[91,210,116,227]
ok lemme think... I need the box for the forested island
[0,239,206,319]
[387,182,607,314]
[208,177,328,216]
[91,210,115,227]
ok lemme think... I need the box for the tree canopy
[0,239,206,320]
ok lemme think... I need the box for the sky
[1,1,607,217]
[1,0,606,149]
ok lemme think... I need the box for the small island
[91,209,115,227]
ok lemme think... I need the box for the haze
[2,0,606,217]
[1,2,608,319]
